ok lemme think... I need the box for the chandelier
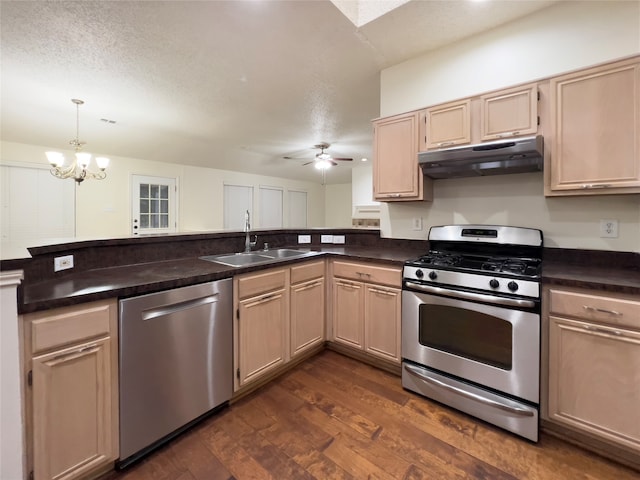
[46,99,109,184]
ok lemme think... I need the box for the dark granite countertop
[21,246,425,314]
[542,248,640,296]
[542,263,640,295]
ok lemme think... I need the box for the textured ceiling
[0,0,557,184]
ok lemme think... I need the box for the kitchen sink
[200,249,309,267]
[262,248,307,259]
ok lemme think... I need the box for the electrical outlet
[412,217,423,231]
[297,235,311,244]
[333,235,345,244]
[321,235,333,243]
[54,255,74,272]
[600,219,619,238]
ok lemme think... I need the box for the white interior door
[288,190,308,228]
[223,184,253,230]
[0,164,75,243]
[131,175,176,235]
[259,186,283,229]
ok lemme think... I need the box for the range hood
[419,135,543,179]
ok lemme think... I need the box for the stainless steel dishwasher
[118,279,232,467]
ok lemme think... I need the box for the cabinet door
[480,83,538,141]
[32,337,114,480]
[237,290,287,387]
[332,279,364,349]
[548,316,640,451]
[373,112,428,201]
[421,99,471,150]
[549,59,640,193]
[290,278,325,358]
[364,285,401,363]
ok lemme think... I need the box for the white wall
[324,183,353,227]
[379,1,640,252]
[1,141,329,243]
[0,271,25,480]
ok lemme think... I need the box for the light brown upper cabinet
[548,57,640,195]
[373,111,432,202]
[480,83,539,141]
[419,99,471,151]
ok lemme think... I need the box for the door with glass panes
[131,175,176,235]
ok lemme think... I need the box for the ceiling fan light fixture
[314,159,332,170]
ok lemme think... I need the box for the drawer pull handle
[496,131,520,138]
[580,184,611,189]
[356,272,371,278]
[583,325,623,337]
[51,344,99,362]
[583,305,622,316]
[337,281,358,289]
[296,281,322,292]
[437,141,455,147]
[369,287,395,296]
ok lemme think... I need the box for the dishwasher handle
[142,294,219,321]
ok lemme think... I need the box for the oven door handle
[403,364,534,417]
[403,281,535,309]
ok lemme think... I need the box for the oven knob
[489,279,500,289]
[428,271,437,280]
[415,269,424,279]
[508,281,519,292]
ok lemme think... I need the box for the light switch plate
[298,235,311,244]
[333,235,345,244]
[412,217,423,231]
[321,235,333,243]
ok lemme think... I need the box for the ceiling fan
[284,143,353,170]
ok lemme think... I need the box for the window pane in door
[132,175,176,235]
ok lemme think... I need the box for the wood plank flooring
[109,351,638,480]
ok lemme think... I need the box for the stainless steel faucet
[244,210,257,253]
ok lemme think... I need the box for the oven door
[402,286,540,404]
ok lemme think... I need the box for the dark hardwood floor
[110,351,638,480]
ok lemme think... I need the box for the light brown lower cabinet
[545,286,640,455]
[290,261,325,358]
[331,260,402,364]
[23,299,119,480]
[234,260,326,391]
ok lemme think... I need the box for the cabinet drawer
[291,260,324,284]
[549,288,640,330]
[332,261,401,287]
[238,268,287,299]
[29,300,114,355]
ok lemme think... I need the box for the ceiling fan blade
[331,157,353,162]
[302,161,314,166]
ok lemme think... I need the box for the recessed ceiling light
[361,157,368,162]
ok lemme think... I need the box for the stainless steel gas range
[401,225,543,442]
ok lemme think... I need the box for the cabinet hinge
[537,116,540,126]
[29,470,34,480]
[537,90,540,101]
[236,308,239,319]
[236,368,240,380]
[27,370,32,387]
